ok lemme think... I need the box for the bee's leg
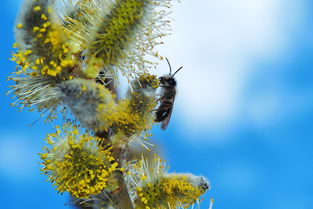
[152,102,172,112]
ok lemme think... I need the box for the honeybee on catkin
[155,58,182,130]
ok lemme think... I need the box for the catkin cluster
[8,0,211,208]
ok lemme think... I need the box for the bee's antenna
[171,66,183,78]
[165,57,172,75]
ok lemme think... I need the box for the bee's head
[159,76,177,86]
[159,58,182,87]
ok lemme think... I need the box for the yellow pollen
[16,24,23,29]
[33,6,41,12]
[41,14,48,20]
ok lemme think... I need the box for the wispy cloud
[156,0,308,135]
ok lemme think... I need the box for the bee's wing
[161,97,175,130]
[160,110,172,130]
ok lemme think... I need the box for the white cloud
[156,0,307,135]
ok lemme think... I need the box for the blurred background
[1,0,313,208]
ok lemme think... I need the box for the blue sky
[1,0,313,209]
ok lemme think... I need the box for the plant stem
[95,129,134,209]
[106,170,134,209]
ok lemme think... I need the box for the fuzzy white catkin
[57,78,115,130]
[183,174,211,191]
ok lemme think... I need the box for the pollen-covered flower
[40,123,119,198]
[14,0,78,77]
[106,74,159,146]
[9,0,81,115]
[126,155,210,209]
[61,0,173,80]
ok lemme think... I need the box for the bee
[154,58,182,130]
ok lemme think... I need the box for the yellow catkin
[40,124,119,198]
[129,156,209,209]
[135,176,204,209]
[90,0,146,64]
[13,2,77,78]
[97,73,158,136]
